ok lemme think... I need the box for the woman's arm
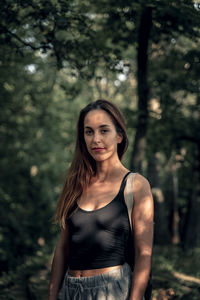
[48,226,70,300]
[129,174,154,300]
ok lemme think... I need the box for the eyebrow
[84,124,111,129]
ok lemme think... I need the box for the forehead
[84,109,114,127]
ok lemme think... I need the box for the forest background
[0,0,200,299]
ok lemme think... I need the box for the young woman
[48,99,154,300]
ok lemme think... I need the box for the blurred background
[0,1,200,299]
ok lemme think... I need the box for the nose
[92,131,101,144]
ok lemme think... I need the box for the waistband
[64,262,132,288]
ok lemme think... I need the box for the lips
[92,147,105,152]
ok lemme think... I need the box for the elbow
[134,247,152,262]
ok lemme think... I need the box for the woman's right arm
[48,226,70,300]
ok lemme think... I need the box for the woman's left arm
[129,174,154,300]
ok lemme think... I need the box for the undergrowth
[0,245,200,299]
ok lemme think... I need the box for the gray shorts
[62,262,133,300]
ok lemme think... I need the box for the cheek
[107,136,119,148]
[84,136,91,149]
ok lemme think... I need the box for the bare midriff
[68,264,122,277]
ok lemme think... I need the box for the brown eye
[101,129,109,134]
[85,130,92,135]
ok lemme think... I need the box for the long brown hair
[55,99,128,228]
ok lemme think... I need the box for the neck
[95,156,126,182]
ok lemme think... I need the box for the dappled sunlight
[172,271,200,285]
[1,0,199,299]
[152,246,200,299]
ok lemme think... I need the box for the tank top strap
[118,171,132,194]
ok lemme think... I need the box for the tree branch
[1,25,52,51]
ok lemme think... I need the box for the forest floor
[0,245,200,299]
[151,245,200,299]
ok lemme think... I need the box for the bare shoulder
[133,173,151,193]
[131,173,153,210]
[132,173,154,223]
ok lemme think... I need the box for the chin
[91,156,106,162]
[92,154,113,163]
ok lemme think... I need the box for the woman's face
[83,109,123,162]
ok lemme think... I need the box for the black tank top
[67,172,132,270]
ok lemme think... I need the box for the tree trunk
[184,141,200,247]
[166,159,180,245]
[147,152,171,244]
[130,7,152,172]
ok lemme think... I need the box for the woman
[48,99,154,300]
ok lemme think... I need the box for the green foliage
[0,47,72,272]
[0,250,51,300]
[0,0,200,298]
[152,246,200,299]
